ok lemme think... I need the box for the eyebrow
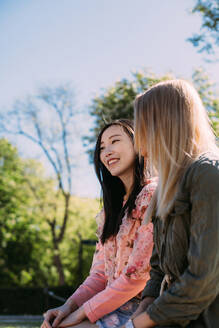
[100,134,122,145]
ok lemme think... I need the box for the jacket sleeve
[83,223,154,323]
[68,240,107,307]
[141,244,164,299]
[83,182,157,323]
[83,274,147,323]
[146,159,219,327]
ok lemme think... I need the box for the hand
[131,297,155,319]
[41,302,73,328]
[132,312,156,328]
[58,307,86,327]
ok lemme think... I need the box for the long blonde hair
[134,79,218,221]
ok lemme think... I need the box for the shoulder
[135,177,158,209]
[185,152,219,184]
[182,152,219,196]
[95,208,105,238]
[138,177,158,198]
[190,152,219,170]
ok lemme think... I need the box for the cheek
[99,153,104,164]
[100,152,108,167]
[125,150,136,166]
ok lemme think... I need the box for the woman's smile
[100,125,136,182]
[108,158,120,166]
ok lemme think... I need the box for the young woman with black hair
[42,119,157,328]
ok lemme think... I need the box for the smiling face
[99,125,136,182]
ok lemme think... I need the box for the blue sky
[0,0,218,197]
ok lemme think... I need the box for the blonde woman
[128,80,219,328]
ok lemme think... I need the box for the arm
[42,241,106,328]
[83,221,154,323]
[83,270,147,323]
[144,160,219,327]
[64,181,156,324]
[42,211,106,328]
[42,302,78,328]
[67,240,107,307]
[129,242,164,326]
[141,244,164,299]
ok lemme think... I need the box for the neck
[120,171,134,201]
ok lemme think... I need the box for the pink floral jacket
[69,179,157,322]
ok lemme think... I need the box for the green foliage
[85,69,219,161]
[0,138,100,287]
[192,68,219,135]
[85,70,174,161]
[0,84,84,285]
[0,139,43,286]
[27,195,100,287]
[0,139,58,286]
[60,196,99,286]
[188,0,219,55]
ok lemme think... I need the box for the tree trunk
[77,233,83,285]
[53,246,65,285]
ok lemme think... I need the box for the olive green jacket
[142,153,219,327]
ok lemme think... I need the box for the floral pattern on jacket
[94,178,157,285]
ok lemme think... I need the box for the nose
[101,145,113,162]
[105,146,113,157]
[105,147,113,156]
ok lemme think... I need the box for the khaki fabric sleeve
[142,244,164,299]
[146,159,219,327]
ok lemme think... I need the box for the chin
[110,172,118,177]
[109,169,120,177]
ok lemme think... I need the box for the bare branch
[0,84,78,285]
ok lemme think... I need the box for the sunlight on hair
[134,79,219,221]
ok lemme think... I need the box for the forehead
[101,125,126,142]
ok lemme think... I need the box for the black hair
[94,119,145,244]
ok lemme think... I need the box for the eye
[100,146,105,152]
[112,139,120,144]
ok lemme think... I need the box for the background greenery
[0,138,99,287]
[1,68,218,289]
[0,1,218,311]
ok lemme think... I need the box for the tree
[192,68,219,134]
[0,84,79,285]
[84,71,173,161]
[0,139,49,286]
[85,69,219,161]
[0,139,100,286]
[188,0,219,55]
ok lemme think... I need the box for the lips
[108,158,119,166]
